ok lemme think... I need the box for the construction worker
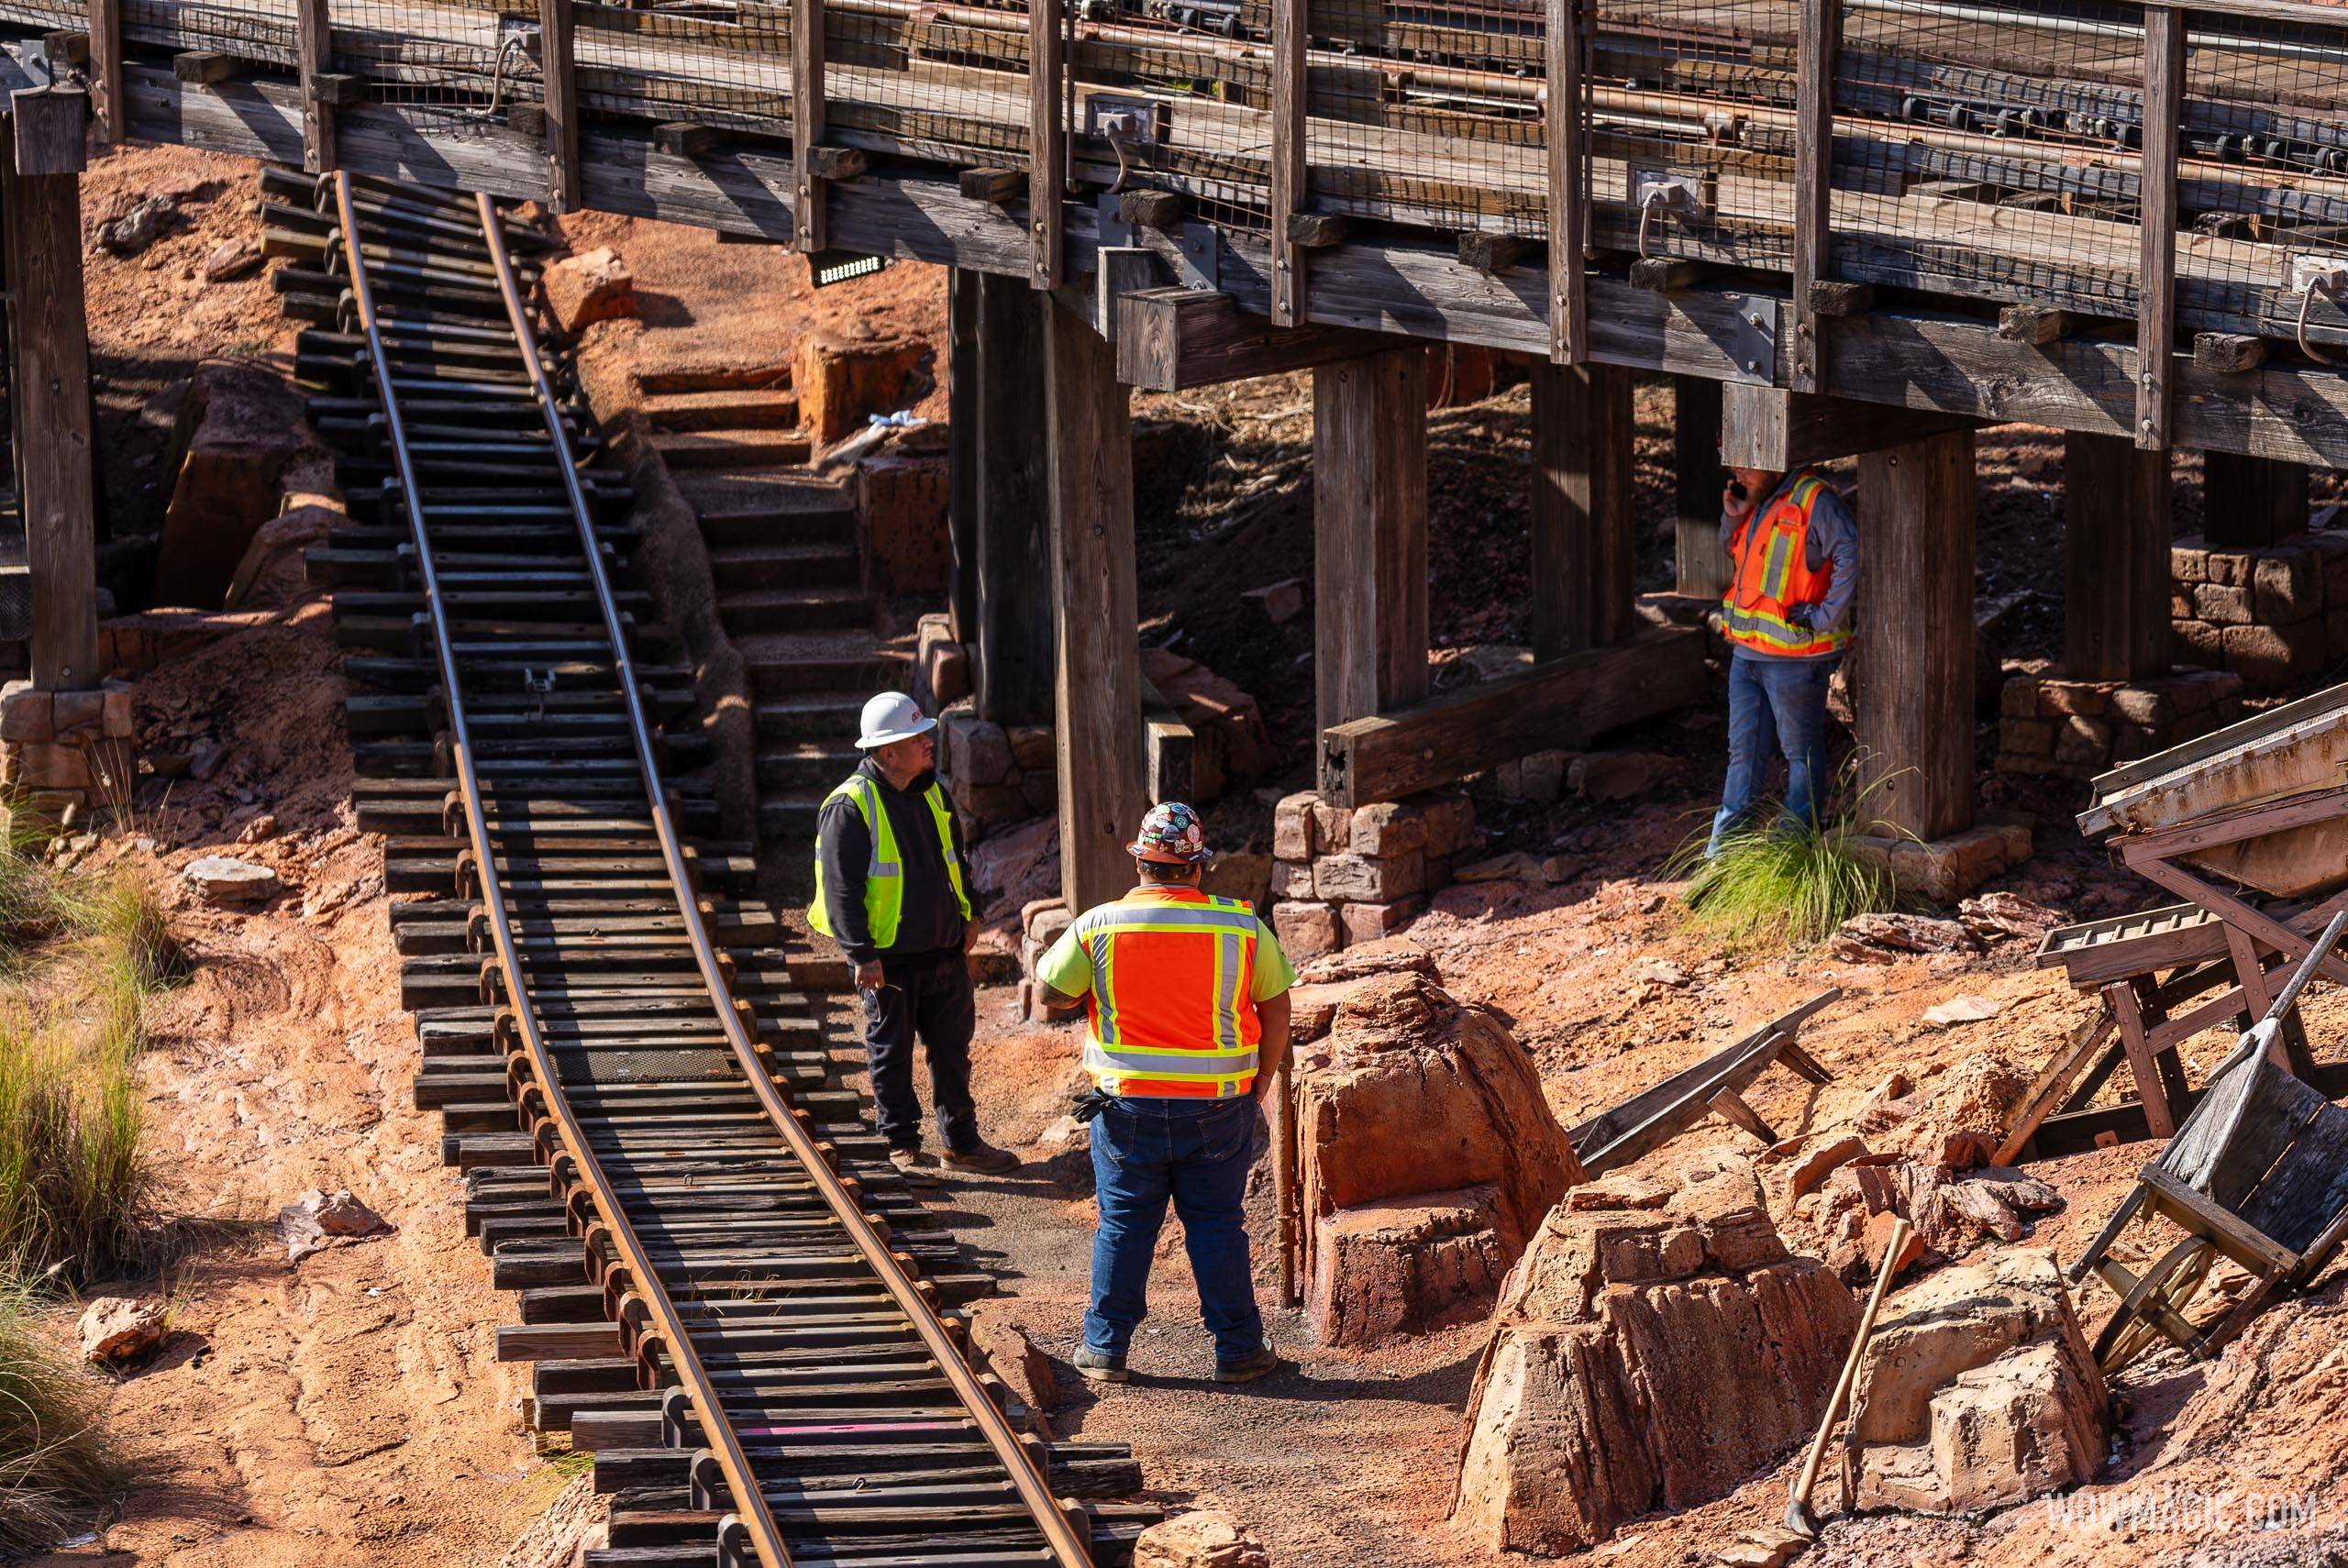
[1034,802,1293,1386]
[1709,458,1858,856]
[811,692,1020,1181]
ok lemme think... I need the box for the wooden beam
[1545,0,1586,364]
[2138,6,2183,451]
[2,129,99,693]
[1117,189,1181,231]
[1269,0,1306,326]
[946,267,980,645]
[1629,257,1703,293]
[2202,451,2309,549]
[295,0,333,174]
[1092,246,1159,349]
[975,272,1054,729]
[1459,233,1533,274]
[84,0,121,145]
[9,88,86,177]
[1789,0,1837,394]
[958,168,1024,205]
[1997,304,2070,345]
[1026,0,1064,289]
[1809,281,1874,319]
[172,51,238,85]
[1321,624,1708,806]
[538,0,579,213]
[2193,332,2264,374]
[1720,384,1986,469]
[1044,297,1146,916]
[1529,359,1634,657]
[655,121,724,159]
[1855,430,1976,841]
[1314,348,1430,739]
[2063,433,2171,682]
[1673,376,1732,600]
[1113,288,1406,392]
[791,0,825,250]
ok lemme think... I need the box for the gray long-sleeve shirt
[814,757,968,966]
[1718,469,1858,658]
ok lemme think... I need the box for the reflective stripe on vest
[1074,894,1262,1099]
[1722,471,1851,658]
[805,773,971,949]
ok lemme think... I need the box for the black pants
[859,949,979,1154]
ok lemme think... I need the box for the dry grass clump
[1670,762,1901,947]
[0,1275,131,1554]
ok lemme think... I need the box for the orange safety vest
[1064,887,1267,1099]
[1722,469,1851,658]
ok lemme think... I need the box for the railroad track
[286,167,1151,1567]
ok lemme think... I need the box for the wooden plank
[2110,981,2179,1143]
[2063,433,2171,681]
[1044,297,1146,916]
[1854,429,1974,840]
[1269,0,1305,326]
[1313,348,1429,739]
[539,0,579,213]
[1567,990,1841,1175]
[2142,1165,2300,1275]
[2194,333,2264,374]
[295,0,333,174]
[975,271,1054,729]
[1719,384,1986,469]
[1994,1009,2118,1167]
[2201,452,2308,550]
[1545,0,1585,364]
[1789,0,1836,394]
[3,134,99,693]
[1113,287,1402,392]
[947,266,980,644]
[1673,376,1730,600]
[1998,304,2069,346]
[791,0,825,250]
[1092,246,1159,350]
[9,87,86,176]
[85,0,121,145]
[1320,624,1707,806]
[1529,359,1634,657]
[1026,0,1063,289]
[2137,6,2182,451]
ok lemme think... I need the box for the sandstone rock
[540,247,636,337]
[1241,579,1303,624]
[1834,912,1973,957]
[1141,648,1277,799]
[1271,900,1341,964]
[153,359,321,609]
[185,855,279,905]
[1293,940,1437,988]
[95,194,177,255]
[1569,750,1679,801]
[1452,851,1543,884]
[1920,993,2001,1028]
[967,813,1058,911]
[1348,801,1428,858]
[857,456,949,595]
[1452,1156,1860,1553]
[943,709,1017,788]
[1271,791,1318,860]
[1133,1510,1268,1568]
[1789,1133,1870,1201]
[224,502,338,612]
[278,1187,394,1262]
[1298,974,1582,1344]
[79,1297,169,1364]
[1339,897,1423,946]
[1888,1053,2033,1169]
[1958,891,2065,944]
[1312,851,1423,903]
[496,1471,608,1568]
[798,333,930,444]
[1838,1251,2108,1516]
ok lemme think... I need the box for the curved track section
[294,168,1144,1568]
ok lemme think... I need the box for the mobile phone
[1726,478,1749,502]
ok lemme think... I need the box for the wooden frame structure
[1568,989,1839,1176]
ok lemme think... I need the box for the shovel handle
[1789,1216,1911,1521]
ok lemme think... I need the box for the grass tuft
[1667,758,1902,949]
[0,1275,131,1554]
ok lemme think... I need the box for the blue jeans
[1710,652,1841,855]
[1083,1096,1265,1364]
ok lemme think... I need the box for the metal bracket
[1720,293,1778,384]
[1094,196,1217,292]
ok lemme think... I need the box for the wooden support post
[1026,0,1064,289]
[538,0,579,213]
[1673,376,1731,600]
[296,0,335,175]
[10,88,87,176]
[791,0,825,251]
[1269,0,1306,326]
[1529,359,1634,657]
[1544,0,1585,364]
[2,129,100,693]
[84,0,122,145]
[2202,451,2309,549]
[1314,348,1429,736]
[946,268,980,644]
[974,273,1055,727]
[2137,6,2183,451]
[1789,0,1838,394]
[2063,433,2171,681]
[1044,298,1146,916]
[1855,430,1976,841]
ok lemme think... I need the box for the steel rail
[328,170,802,1568]
[471,191,1096,1568]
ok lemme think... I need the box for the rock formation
[1837,1250,2109,1515]
[1292,966,1583,1345]
[1450,1152,1860,1554]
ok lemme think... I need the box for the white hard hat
[856,691,936,750]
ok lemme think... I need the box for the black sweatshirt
[814,756,968,966]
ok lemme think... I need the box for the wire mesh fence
[329,0,533,124]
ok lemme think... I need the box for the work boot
[1213,1347,1282,1385]
[888,1147,940,1186]
[940,1141,1021,1176]
[1072,1346,1129,1384]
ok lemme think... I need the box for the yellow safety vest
[807,772,972,951]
